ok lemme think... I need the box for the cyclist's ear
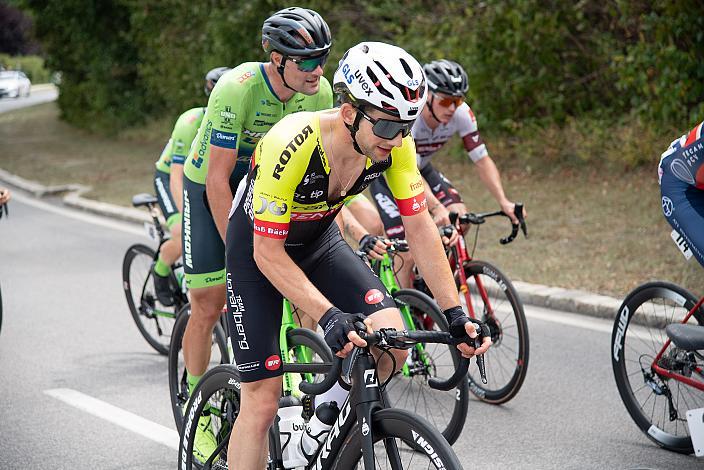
[340,103,357,126]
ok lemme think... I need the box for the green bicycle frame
[279,299,316,396]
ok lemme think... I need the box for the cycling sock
[314,381,348,409]
[154,257,171,277]
[187,372,202,395]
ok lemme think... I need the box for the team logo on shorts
[265,355,281,371]
[365,289,384,305]
[661,196,674,217]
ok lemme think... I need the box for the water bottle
[277,396,308,468]
[299,401,339,459]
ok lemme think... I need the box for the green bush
[0,53,51,82]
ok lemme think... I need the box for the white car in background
[0,71,31,98]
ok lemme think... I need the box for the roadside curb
[30,83,56,93]
[0,167,622,320]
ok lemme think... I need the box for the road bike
[611,280,704,454]
[178,323,482,470]
[414,205,529,404]
[122,193,187,354]
[363,239,469,444]
[169,299,332,430]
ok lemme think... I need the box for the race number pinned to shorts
[144,222,159,243]
[686,407,704,457]
[671,230,693,261]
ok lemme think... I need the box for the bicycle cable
[470,224,480,259]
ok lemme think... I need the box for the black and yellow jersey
[234,110,427,246]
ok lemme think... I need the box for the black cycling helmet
[423,60,469,97]
[204,67,231,97]
[262,7,332,58]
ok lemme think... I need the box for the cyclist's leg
[225,208,288,470]
[153,170,183,304]
[182,176,227,383]
[421,163,467,214]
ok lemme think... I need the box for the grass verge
[0,101,701,298]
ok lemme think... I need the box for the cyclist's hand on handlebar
[439,225,459,247]
[500,200,527,225]
[319,307,371,358]
[443,306,492,358]
[358,234,390,261]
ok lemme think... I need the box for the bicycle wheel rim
[611,282,704,453]
[461,261,529,403]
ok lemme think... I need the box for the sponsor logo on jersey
[365,289,384,305]
[363,171,383,182]
[341,63,373,96]
[396,194,427,216]
[253,219,289,239]
[662,196,674,217]
[220,106,236,123]
[211,130,238,149]
[227,273,249,349]
[272,125,314,180]
[265,355,282,371]
[243,128,266,139]
[236,361,260,372]
[303,172,325,185]
[237,71,256,83]
[253,119,275,127]
[255,196,288,216]
[409,179,423,192]
[192,120,213,169]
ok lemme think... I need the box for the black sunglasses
[287,53,329,72]
[357,108,415,140]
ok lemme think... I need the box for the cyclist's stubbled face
[357,109,405,162]
[281,57,324,96]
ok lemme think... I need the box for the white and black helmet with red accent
[333,42,427,121]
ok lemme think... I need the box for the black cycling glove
[443,306,489,340]
[358,234,380,255]
[318,307,366,354]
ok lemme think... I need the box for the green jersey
[183,62,333,184]
[155,107,206,174]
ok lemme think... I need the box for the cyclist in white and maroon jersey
[365,59,525,287]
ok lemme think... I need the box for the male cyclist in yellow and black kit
[151,67,230,306]
[222,42,492,469]
[180,7,333,461]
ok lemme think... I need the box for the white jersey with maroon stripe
[411,102,489,170]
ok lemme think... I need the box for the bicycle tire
[388,288,469,444]
[178,328,332,469]
[169,304,230,430]
[178,364,241,470]
[333,407,463,469]
[122,243,177,355]
[458,260,529,404]
[611,281,704,454]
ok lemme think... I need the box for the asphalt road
[0,85,58,114]
[0,192,701,469]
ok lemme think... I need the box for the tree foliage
[21,0,704,139]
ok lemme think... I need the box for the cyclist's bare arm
[423,176,452,226]
[337,206,387,260]
[170,163,184,213]
[474,156,526,223]
[205,145,237,241]
[402,210,490,356]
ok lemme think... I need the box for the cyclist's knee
[190,286,226,323]
[240,379,281,432]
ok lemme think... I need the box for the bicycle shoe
[193,414,219,464]
[152,268,175,306]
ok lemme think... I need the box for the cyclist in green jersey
[180,7,333,461]
[151,68,229,305]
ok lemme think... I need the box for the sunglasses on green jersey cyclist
[287,53,329,72]
[357,107,415,140]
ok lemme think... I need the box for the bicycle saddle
[665,323,704,351]
[132,193,159,207]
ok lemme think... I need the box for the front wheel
[387,288,468,444]
[122,243,178,355]
[611,281,704,454]
[333,408,463,469]
[458,260,529,404]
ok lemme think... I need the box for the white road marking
[44,388,178,449]
[12,191,147,237]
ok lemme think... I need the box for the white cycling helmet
[333,42,427,121]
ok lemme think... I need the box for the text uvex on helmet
[204,67,231,97]
[333,42,427,121]
[423,59,468,97]
[262,7,332,57]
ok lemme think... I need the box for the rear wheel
[458,260,529,404]
[169,304,230,430]
[333,408,463,469]
[122,243,178,354]
[387,288,468,444]
[611,281,704,454]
